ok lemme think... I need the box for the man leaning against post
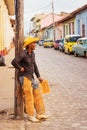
[11,36,49,123]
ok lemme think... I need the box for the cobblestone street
[0,45,87,130]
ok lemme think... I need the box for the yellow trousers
[23,77,45,116]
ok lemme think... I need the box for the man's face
[29,42,36,50]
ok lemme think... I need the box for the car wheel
[64,48,66,54]
[68,49,71,55]
[84,51,87,58]
[62,48,64,52]
[74,51,78,57]
[58,48,60,51]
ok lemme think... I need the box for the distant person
[0,55,5,66]
[11,37,49,122]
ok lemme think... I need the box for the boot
[36,114,49,120]
[28,116,40,123]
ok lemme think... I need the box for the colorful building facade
[30,4,87,40]
[75,5,87,37]
[0,0,15,56]
[57,4,87,38]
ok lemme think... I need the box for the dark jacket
[11,50,40,80]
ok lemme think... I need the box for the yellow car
[64,35,81,54]
[43,40,54,48]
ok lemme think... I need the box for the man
[11,37,49,122]
[0,55,5,66]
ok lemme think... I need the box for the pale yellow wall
[0,0,4,51]
[0,0,14,52]
[63,18,75,36]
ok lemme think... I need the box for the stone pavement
[0,46,87,130]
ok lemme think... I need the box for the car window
[70,36,81,42]
[45,40,53,42]
[55,40,61,43]
[77,39,87,45]
[49,40,53,42]
[79,40,83,44]
[65,38,69,42]
[83,39,87,44]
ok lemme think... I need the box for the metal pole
[14,0,24,119]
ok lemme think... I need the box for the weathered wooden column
[14,0,24,118]
[52,0,56,41]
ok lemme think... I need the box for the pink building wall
[41,13,62,29]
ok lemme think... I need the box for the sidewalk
[0,48,15,110]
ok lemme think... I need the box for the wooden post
[14,0,24,119]
[52,0,55,41]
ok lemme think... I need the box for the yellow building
[0,0,15,55]
[30,13,47,39]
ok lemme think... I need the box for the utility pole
[52,0,55,41]
[14,0,24,119]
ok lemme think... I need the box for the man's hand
[38,77,43,83]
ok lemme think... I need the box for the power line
[24,2,52,14]
[24,2,53,25]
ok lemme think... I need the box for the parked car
[59,39,64,52]
[43,40,54,48]
[38,40,44,46]
[53,39,61,50]
[64,34,81,54]
[72,37,87,57]
[0,55,5,66]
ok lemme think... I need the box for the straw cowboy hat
[23,37,39,48]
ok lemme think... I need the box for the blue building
[75,4,87,37]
